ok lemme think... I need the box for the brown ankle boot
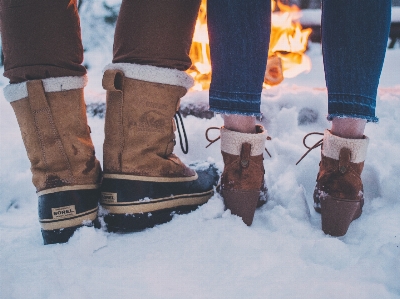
[217,125,267,226]
[309,130,369,236]
[100,64,218,231]
[4,76,102,244]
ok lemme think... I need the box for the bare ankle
[223,114,256,133]
[331,118,367,139]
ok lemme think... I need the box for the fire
[269,0,312,81]
[188,0,312,90]
[188,1,210,91]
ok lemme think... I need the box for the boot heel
[38,189,100,244]
[41,226,79,245]
[320,196,362,237]
[222,189,260,226]
[41,218,101,245]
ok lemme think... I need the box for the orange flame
[188,1,211,91]
[269,0,312,79]
[188,0,312,90]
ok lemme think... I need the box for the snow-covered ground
[1,35,400,299]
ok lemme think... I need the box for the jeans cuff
[328,94,378,123]
[209,90,261,117]
[327,113,379,123]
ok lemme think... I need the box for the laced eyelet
[174,111,188,154]
[241,160,249,168]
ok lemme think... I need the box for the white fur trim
[3,76,88,103]
[103,63,194,90]
[220,126,266,156]
[322,129,369,163]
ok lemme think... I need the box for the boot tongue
[339,147,351,173]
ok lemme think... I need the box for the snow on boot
[313,130,368,236]
[100,64,218,232]
[4,77,102,244]
[297,130,368,236]
[207,125,267,226]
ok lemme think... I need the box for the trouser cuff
[327,94,378,122]
[209,90,262,117]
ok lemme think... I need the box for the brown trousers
[0,0,200,84]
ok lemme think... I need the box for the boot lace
[295,132,324,165]
[174,111,189,154]
[205,126,272,157]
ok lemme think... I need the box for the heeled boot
[207,125,267,225]
[313,130,368,236]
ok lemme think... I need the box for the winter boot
[4,76,102,244]
[100,64,218,231]
[312,130,369,236]
[213,125,267,226]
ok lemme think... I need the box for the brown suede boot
[218,125,267,226]
[312,130,369,236]
[4,76,102,244]
[100,64,218,231]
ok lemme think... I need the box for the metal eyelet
[241,160,249,168]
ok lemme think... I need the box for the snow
[299,9,321,26]
[394,7,400,22]
[1,30,400,299]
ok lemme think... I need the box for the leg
[0,0,101,244]
[322,0,391,126]
[331,118,366,139]
[100,0,218,231]
[113,0,200,70]
[223,114,257,134]
[314,0,391,236]
[0,0,86,83]
[207,0,271,225]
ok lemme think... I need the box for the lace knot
[205,127,221,148]
[296,132,324,165]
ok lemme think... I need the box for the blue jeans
[208,0,391,121]
[322,0,391,122]
[208,0,270,117]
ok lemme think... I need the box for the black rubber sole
[38,188,101,244]
[103,205,200,233]
[41,218,101,245]
[42,226,80,245]
[100,163,219,232]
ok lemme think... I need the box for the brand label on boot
[101,192,117,203]
[52,205,77,219]
[134,110,166,132]
[146,101,168,110]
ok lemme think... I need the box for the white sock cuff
[322,129,369,163]
[220,126,266,156]
[3,76,88,103]
[103,63,194,90]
